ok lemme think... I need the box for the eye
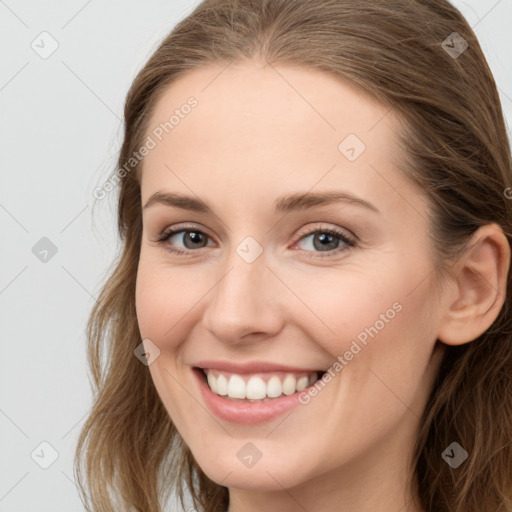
[155,226,215,255]
[154,224,357,258]
[293,226,357,258]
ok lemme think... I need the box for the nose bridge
[201,238,283,343]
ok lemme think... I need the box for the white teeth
[217,374,228,395]
[267,376,282,398]
[227,374,246,399]
[204,370,321,400]
[246,376,267,399]
[296,376,309,391]
[282,374,296,395]
[207,372,217,394]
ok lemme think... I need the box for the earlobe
[437,223,511,346]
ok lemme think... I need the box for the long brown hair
[74,1,512,511]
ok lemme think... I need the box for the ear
[437,223,510,346]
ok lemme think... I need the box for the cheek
[286,260,438,392]
[330,274,437,420]
[274,264,409,354]
[135,257,205,342]
[135,258,207,426]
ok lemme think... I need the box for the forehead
[140,60,417,213]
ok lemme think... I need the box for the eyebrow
[143,190,380,214]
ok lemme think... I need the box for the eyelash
[155,224,357,259]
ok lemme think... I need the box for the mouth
[195,367,326,403]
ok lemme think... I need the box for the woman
[75,1,512,511]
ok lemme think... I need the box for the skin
[135,60,509,512]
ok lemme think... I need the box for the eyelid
[154,222,215,241]
[293,223,356,243]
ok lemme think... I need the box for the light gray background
[1,1,511,511]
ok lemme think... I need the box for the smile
[193,366,328,424]
[201,368,322,402]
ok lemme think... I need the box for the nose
[201,245,285,345]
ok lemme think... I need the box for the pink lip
[192,367,305,425]
[194,360,322,374]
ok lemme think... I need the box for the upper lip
[194,360,323,374]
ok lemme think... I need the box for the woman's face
[135,61,446,495]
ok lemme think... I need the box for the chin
[194,449,314,492]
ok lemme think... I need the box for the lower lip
[193,367,306,425]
